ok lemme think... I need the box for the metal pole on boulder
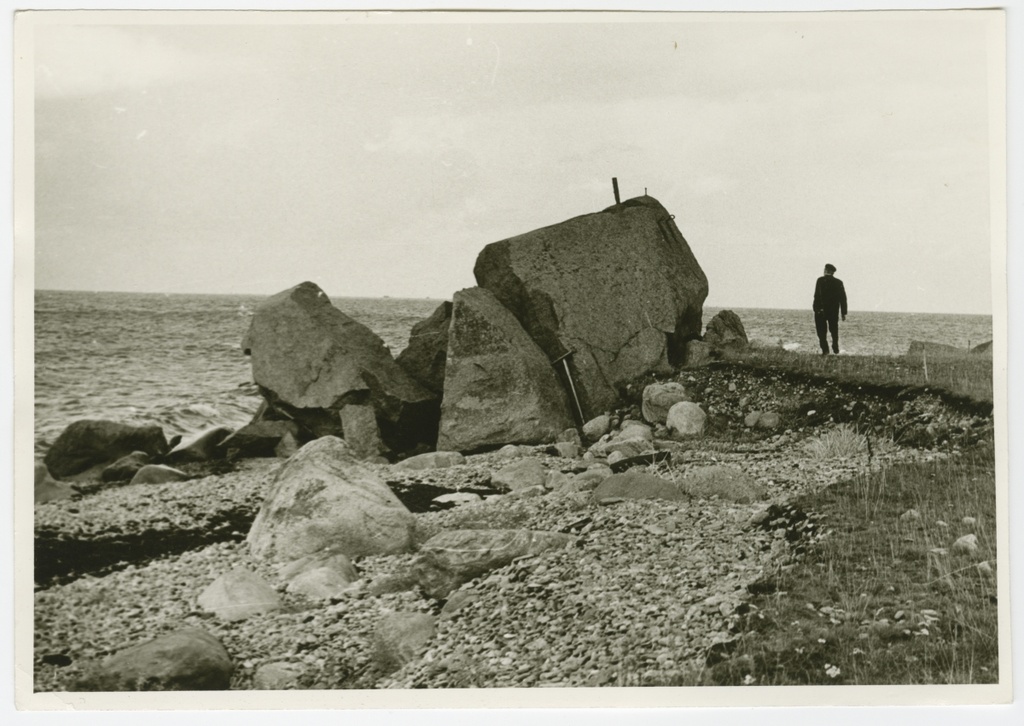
[552,350,585,427]
[612,177,620,205]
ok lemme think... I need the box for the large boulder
[395,301,452,395]
[242,282,438,453]
[411,529,575,599]
[437,287,574,452]
[703,310,749,353]
[474,195,707,418]
[43,420,169,479]
[77,629,233,691]
[247,437,416,563]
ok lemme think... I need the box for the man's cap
[824,263,837,273]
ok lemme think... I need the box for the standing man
[813,263,848,355]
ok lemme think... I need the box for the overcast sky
[32,11,1000,314]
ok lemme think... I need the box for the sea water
[32,290,993,457]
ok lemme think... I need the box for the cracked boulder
[437,287,574,452]
[242,282,438,455]
[474,195,707,419]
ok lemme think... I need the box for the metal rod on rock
[552,350,585,426]
[612,177,620,205]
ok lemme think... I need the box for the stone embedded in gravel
[952,533,980,557]
[440,587,481,619]
[130,464,190,485]
[755,412,782,430]
[900,509,921,522]
[35,463,75,504]
[247,437,415,563]
[681,465,765,503]
[582,415,612,443]
[373,611,437,672]
[549,442,580,459]
[166,426,233,464]
[410,529,576,599]
[197,567,282,621]
[101,451,151,482]
[666,402,706,438]
[492,458,547,492]
[279,551,359,599]
[642,382,691,424]
[592,471,688,503]
[253,661,305,690]
[394,451,466,471]
[78,628,233,691]
[744,412,762,428]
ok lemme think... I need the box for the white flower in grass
[743,674,756,685]
[824,664,841,679]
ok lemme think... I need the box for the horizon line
[32,288,994,318]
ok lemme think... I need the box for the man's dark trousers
[815,310,840,354]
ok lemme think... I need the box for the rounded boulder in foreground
[79,629,233,691]
[641,382,691,424]
[666,401,706,438]
[247,436,415,563]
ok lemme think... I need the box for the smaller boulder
[101,451,152,482]
[130,465,189,485]
[642,382,691,424]
[440,588,480,619]
[666,402,707,438]
[703,310,749,352]
[394,451,466,471]
[756,412,782,429]
[743,412,761,428]
[35,463,75,504]
[681,465,764,503]
[44,420,169,479]
[491,458,547,492]
[279,550,359,600]
[340,403,388,460]
[197,568,282,621]
[219,420,301,459]
[78,629,233,691]
[582,415,612,443]
[165,426,233,464]
[372,612,437,673]
[548,442,580,459]
[253,662,304,690]
[556,428,583,447]
[592,471,688,502]
[952,533,980,557]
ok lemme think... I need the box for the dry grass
[728,347,993,405]
[696,445,998,686]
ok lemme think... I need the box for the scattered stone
[582,415,612,443]
[197,567,282,621]
[680,465,764,503]
[952,533,980,557]
[411,529,575,599]
[78,629,233,691]
[548,442,580,459]
[35,462,75,504]
[900,509,921,522]
[592,471,688,503]
[165,426,233,464]
[129,464,189,485]
[976,561,995,578]
[373,612,437,672]
[101,451,151,482]
[962,516,977,526]
[253,661,305,690]
[556,428,582,447]
[492,458,547,492]
[394,451,466,471]
[44,420,169,478]
[440,588,481,619]
[219,420,301,459]
[743,412,761,428]
[247,437,416,563]
[703,310,749,353]
[756,412,782,430]
[666,402,706,438]
[642,382,691,424]
[433,492,483,507]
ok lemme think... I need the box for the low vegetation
[674,347,1000,687]
[728,346,994,405]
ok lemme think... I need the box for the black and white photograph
[11,1,1016,715]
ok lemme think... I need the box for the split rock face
[437,287,574,452]
[242,282,438,452]
[474,195,707,418]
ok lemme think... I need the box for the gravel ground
[32,366,983,691]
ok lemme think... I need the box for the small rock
[78,629,232,691]
[755,412,781,429]
[492,458,547,492]
[582,415,612,443]
[962,516,977,526]
[743,412,761,428]
[951,533,980,557]
[665,402,706,438]
[394,451,466,471]
[129,465,189,485]
[253,661,304,690]
[372,612,437,672]
[900,509,921,522]
[433,492,483,506]
[198,567,282,621]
